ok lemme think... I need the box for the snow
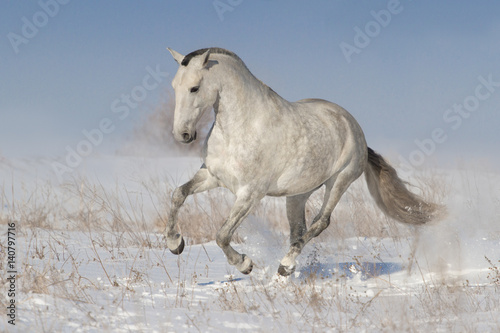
[1,155,499,332]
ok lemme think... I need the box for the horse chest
[205,134,269,192]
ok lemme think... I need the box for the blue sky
[1,1,499,171]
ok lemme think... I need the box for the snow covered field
[1,155,499,332]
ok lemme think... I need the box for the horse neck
[213,60,288,127]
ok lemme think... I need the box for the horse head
[167,48,219,144]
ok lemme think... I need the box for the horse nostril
[182,133,190,142]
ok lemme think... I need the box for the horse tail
[364,147,444,225]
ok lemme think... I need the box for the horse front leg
[216,187,263,275]
[165,166,220,254]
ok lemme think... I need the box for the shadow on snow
[300,261,404,281]
[196,262,404,286]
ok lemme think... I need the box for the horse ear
[167,47,184,65]
[190,49,211,69]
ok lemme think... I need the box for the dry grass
[485,256,500,288]
[1,158,448,244]
[1,156,499,331]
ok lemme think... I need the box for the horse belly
[267,120,342,196]
[267,154,337,196]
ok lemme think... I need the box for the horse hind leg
[278,170,358,276]
[286,191,315,246]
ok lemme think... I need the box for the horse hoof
[237,255,253,275]
[278,264,295,277]
[168,236,185,255]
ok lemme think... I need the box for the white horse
[164,47,442,276]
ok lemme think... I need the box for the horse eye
[190,86,199,93]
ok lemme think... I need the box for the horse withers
[164,47,443,276]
